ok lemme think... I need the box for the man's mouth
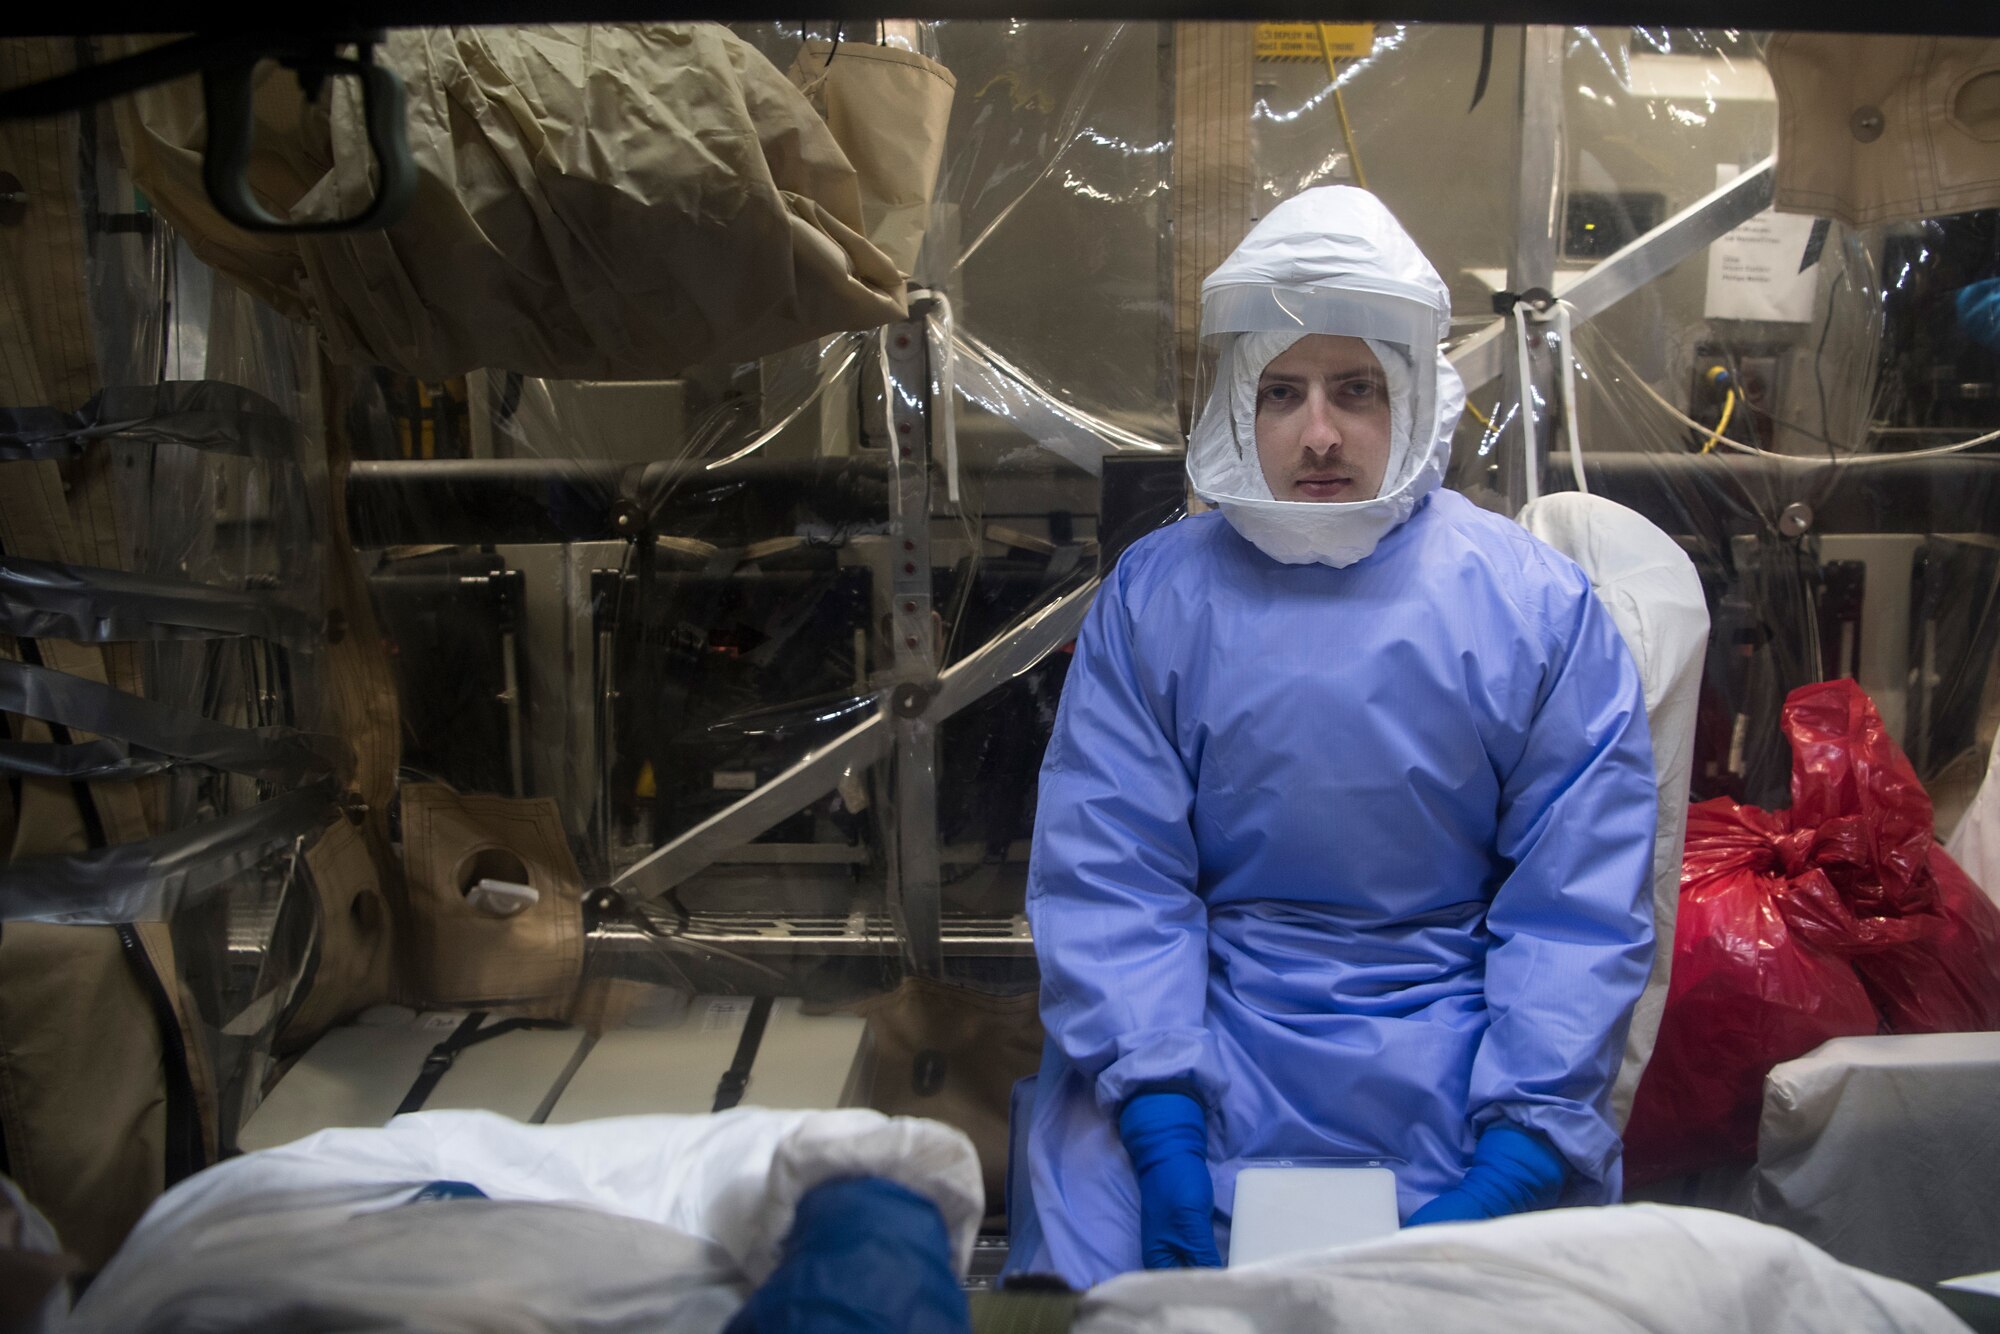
[1293,475,1351,499]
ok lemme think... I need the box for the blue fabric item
[725,1176,970,1334]
[1405,1122,1570,1226]
[1118,1091,1224,1270]
[1956,277,2000,353]
[1011,493,1657,1287]
[405,1180,488,1204]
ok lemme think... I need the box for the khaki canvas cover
[398,783,584,1011]
[787,39,957,280]
[1770,33,2000,227]
[115,24,909,381]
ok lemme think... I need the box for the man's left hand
[1406,1123,1568,1227]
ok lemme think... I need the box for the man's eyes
[1256,378,1384,405]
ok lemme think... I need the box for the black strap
[395,1014,572,1116]
[711,997,774,1112]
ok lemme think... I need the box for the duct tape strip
[0,556,322,646]
[0,658,348,786]
[0,381,303,463]
[0,736,178,780]
[0,783,335,924]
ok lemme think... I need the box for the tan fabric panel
[399,783,585,1010]
[788,39,958,280]
[1172,23,1257,425]
[115,24,908,381]
[1771,33,2000,227]
[849,978,1043,1221]
[0,923,168,1270]
[283,816,399,1041]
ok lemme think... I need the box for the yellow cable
[1318,24,1369,192]
[1465,399,1493,429]
[1700,387,1736,455]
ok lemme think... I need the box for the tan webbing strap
[1171,22,1257,429]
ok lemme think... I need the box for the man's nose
[1300,389,1343,455]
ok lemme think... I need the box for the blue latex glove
[1956,277,2000,353]
[1406,1123,1569,1227]
[1118,1091,1223,1270]
[724,1176,971,1334]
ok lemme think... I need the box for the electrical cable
[1554,302,1589,494]
[1317,25,1369,192]
[1697,365,1736,455]
[1584,335,2000,466]
[1700,389,1736,455]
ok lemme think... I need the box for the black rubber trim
[711,996,774,1112]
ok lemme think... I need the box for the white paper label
[1705,163,1820,323]
[702,998,754,1032]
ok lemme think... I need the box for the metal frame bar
[883,311,946,976]
[1493,25,1566,510]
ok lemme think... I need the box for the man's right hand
[1117,1091,1224,1270]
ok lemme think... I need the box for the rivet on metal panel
[902,600,917,613]
[610,499,645,537]
[903,562,917,575]
[1850,106,1885,143]
[1778,501,1814,537]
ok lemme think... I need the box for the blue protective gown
[1012,489,1658,1286]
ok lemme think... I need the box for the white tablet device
[1227,1165,1402,1267]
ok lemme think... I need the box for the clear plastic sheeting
[339,17,1997,1075]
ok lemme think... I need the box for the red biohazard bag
[1783,683,2000,1032]
[1624,680,2000,1185]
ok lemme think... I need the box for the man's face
[1253,334,1394,503]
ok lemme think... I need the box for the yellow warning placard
[1255,23,1376,61]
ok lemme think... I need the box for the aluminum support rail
[883,308,945,975]
[1452,155,1777,393]
[1493,25,1567,510]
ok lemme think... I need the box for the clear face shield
[1188,283,1440,505]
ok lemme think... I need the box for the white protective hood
[1189,187,1466,568]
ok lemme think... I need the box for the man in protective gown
[1007,187,1658,1286]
